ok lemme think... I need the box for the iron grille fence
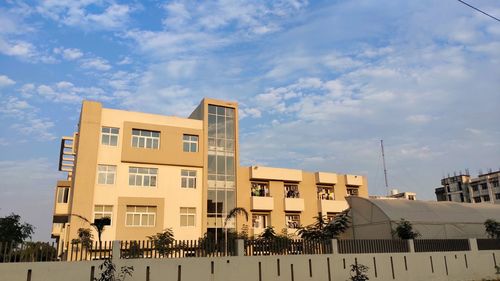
[337,239,409,254]
[244,239,332,256]
[0,241,58,263]
[477,239,500,250]
[414,239,470,252]
[120,239,235,259]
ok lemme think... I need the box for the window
[284,184,300,198]
[492,181,499,188]
[94,205,113,225]
[347,187,359,196]
[181,170,196,188]
[251,182,270,197]
[183,135,198,152]
[180,207,196,227]
[408,195,416,201]
[473,196,481,203]
[495,193,500,200]
[483,195,490,202]
[132,129,160,149]
[317,186,334,200]
[252,214,269,229]
[459,193,464,202]
[57,187,70,203]
[126,206,156,227]
[285,214,300,229]
[471,185,479,192]
[481,183,488,190]
[129,167,157,187]
[101,127,119,146]
[448,195,452,201]
[97,165,116,185]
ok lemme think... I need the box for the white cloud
[54,47,83,60]
[80,57,112,71]
[12,118,56,141]
[0,38,36,58]
[0,75,15,87]
[406,114,434,124]
[36,1,134,30]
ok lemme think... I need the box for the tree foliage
[348,263,370,281]
[0,213,34,245]
[298,210,350,241]
[484,219,500,239]
[393,219,420,240]
[94,258,134,281]
[148,228,175,255]
[72,228,93,249]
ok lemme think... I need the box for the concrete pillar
[468,238,478,251]
[407,239,415,253]
[331,239,338,254]
[235,239,245,256]
[112,240,121,261]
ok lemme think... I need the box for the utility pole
[381,140,389,195]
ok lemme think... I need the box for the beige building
[435,170,500,204]
[51,98,368,248]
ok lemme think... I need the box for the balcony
[51,223,64,237]
[319,200,349,213]
[345,174,363,186]
[284,198,304,212]
[315,172,337,185]
[251,197,274,211]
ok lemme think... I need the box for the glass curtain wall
[207,105,236,239]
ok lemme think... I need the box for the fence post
[407,239,415,253]
[235,239,245,256]
[331,239,338,254]
[112,240,121,261]
[468,238,478,252]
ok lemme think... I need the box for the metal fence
[245,239,331,256]
[414,239,470,252]
[477,239,500,250]
[337,239,409,254]
[2,238,499,263]
[120,239,235,259]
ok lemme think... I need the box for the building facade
[51,98,368,248]
[435,171,500,204]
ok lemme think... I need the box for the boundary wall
[1,249,499,281]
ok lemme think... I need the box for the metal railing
[338,239,408,254]
[245,239,332,256]
[120,239,235,259]
[477,239,500,250]
[414,239,470,252]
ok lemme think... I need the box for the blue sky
[0,0,499,240]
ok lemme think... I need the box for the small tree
[299,210,350,241]
[0,213,34,246]
[148,228,175,256]
[393,219,420,239]
[224,207,249,255]
[260,226,277,240]
[94,258,134,281]
[484,219,500,239]
[348,263,369,281]
[72,228,93,249]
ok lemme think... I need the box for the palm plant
[298,210,350,241]
[224,207,249,255]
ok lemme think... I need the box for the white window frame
[285,214,300,229]
[97,165,116,185]
[252,214,269,229]
[101,127,119,146]
[57,187,70,203]
[132,129,160,149]
[181,170,197,188]
[94,205,113,226]
[180,207,196,227]
[183,135,199,152]
[125,206,156,227]
[129,167,158,187]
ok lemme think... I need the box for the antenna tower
[380,140,389,195]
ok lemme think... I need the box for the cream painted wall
[88,109,204,241]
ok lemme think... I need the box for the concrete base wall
[1,250,499,281]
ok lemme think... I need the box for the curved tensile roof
[347,196,500,224]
